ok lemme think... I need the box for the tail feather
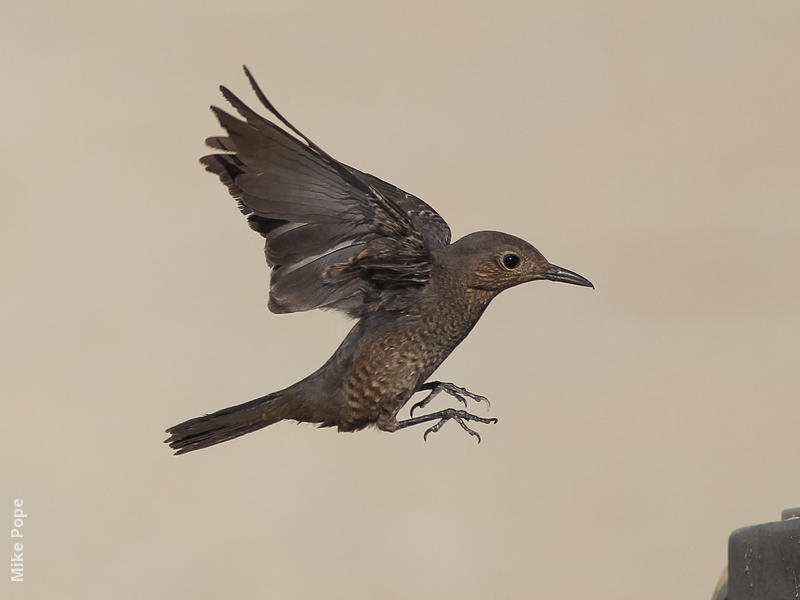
[165,393,282,455]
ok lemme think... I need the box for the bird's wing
[200,67,450,317]
[345,168,451,250]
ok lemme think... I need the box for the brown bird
[165,67,593,454]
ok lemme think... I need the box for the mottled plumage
[165,67,592,454]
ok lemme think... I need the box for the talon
[412,408,497,442]
[452,415,482,443]
[439,382,490,410]
[410,388,440,418]
[423,417,447,441]
[411,381,491,416]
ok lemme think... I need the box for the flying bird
[165,67,593,454]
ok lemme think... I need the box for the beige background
[3,1,799,598]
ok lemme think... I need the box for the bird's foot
[409,381,490,417]
[395,408,498,444]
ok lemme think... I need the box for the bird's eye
[502,253,520,269]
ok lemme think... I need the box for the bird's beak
[542,264,594,289]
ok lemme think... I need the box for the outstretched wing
[200,67,451,318]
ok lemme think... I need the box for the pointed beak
[542,264,594,289]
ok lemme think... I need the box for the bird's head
[441,231,593,292]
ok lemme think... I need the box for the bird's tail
[165,392,287,455]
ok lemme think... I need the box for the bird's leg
[409,381,490,417]
[395,408,498,443]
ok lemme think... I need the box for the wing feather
[201,67,452,317]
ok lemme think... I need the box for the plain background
[3,1,799,598]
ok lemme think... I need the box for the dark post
[725,508,800,600]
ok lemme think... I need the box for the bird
[165,67,593,454]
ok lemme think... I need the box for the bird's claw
[410,381,491,417]
[422,408,498,444]
[409,391,437,418]
[445,383,490,409]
